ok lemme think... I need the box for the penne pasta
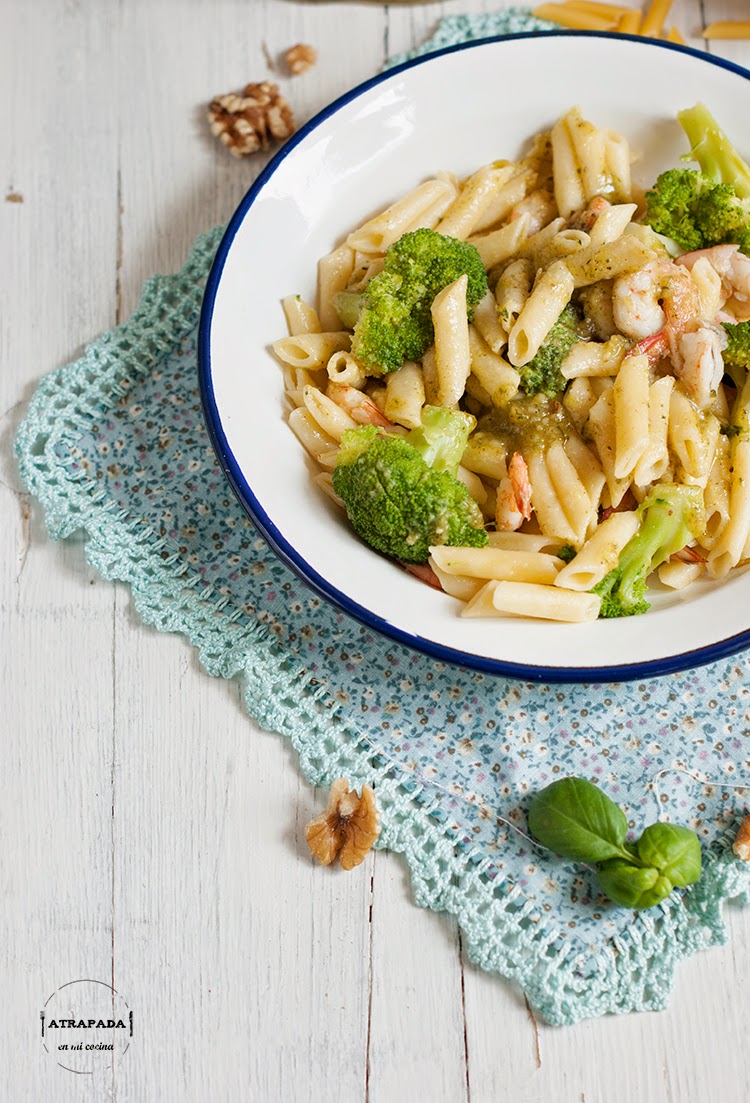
[462,579,601,622]
[429,545,561,585]
[431,274,472,407]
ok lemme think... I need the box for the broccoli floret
[350,228,488,375]
[722,321,750,388]
[679,103,750,200]
[644,169,750,254]
[406,406,474,475]
[332,421,488,564]
[333,290,365,329]
[644,105,750,253]
[592,484,704,618]
[519,303,583,397]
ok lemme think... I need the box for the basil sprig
[528,777,702,909]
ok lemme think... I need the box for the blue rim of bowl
[199,29,750,684]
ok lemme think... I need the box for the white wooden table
[3,2,750,1099]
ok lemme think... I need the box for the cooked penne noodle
[657,559,705,589]
[564,431,606,517]
[617,9,641,32]
[587,388,631,507]
[429,545,561,584]
[468,327,520,405]
[561,334,629,379]
[470,214,532,269]
[613,353,650,480]
[508,260,575,367]
[602,132,632,202]
[326,351,367,389]
[384,361,425,429]
[708,440,750,578]
[428,556,484,601]
[470,169,535,234]
[283,295,321,336]
[689,257,723,321]
[431,274,472,407]
[495,258,534,335]
[317,246,355,331]
[288,407,338,463]
[302,384,359,442]
[587,203,637,248]
[526,452,580,544]
[274,331,350,369]
[551,113,587,218]
[436,164,516,241]
[703,434,731,549]
[668,389,720,487]
[555,510,640,590]
[565,236,655,288]
[462,579,601,622]
[633,375,674,489]
[347,179,456,254]
[487,531,563,553]
[472,292,509,355]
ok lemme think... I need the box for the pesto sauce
[476,393,574,456]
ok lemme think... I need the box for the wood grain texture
[2,1,749,1100]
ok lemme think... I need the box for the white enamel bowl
[200,31,750,682]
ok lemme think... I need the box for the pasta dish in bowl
[200,31,750,681]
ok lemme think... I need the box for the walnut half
[733,814,750,861]
[207,81,294,158]
[285,43,317,76]
[305,779,380,870]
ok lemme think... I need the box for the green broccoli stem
[621,489,702,595]
[679,103,750,200]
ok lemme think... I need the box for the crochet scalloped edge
[16,176,750,1032]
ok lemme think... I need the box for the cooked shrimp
[612,258,700,342]
[567,195,611,233]
[327,382,396,429]
[495,452,532,531]
[675,324,728,410]
[676,244,750,320]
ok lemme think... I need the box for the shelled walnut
[305,778,380,870]
[207,81,294,158]
[733,814,750,861]
[285,43,317,76]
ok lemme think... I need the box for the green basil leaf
[597,859,673,909]
[635,823,702,887]
[527,777,631,864]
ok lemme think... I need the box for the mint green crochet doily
[15,11,750,1026]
